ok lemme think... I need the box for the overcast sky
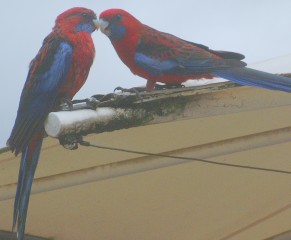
[1,0,291,148]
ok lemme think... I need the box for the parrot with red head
[99,9,291,91]
[7,7,98,239]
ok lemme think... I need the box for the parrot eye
[81,13,93,20]
[114,14,122,21]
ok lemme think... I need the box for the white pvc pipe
[45,108,116,137]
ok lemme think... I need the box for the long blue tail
[214,67,291,92]
[13,134,43,240]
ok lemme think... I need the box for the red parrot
[7,7,98,239]
[99,9,291,91]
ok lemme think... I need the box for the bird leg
[59,134,83,150]
[85,97,100,109]
[154,83,185,90]
[114,86,153,93]
[69,97,100,110]
[114,83,186,92]
[113,86,157,101]
[58,97,74,111]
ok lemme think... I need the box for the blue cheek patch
[109,25,126,41]
[75,23,95,33]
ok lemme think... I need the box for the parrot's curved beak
[98,18,110,36]
[93,19,100,31]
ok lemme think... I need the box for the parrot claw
[113,86,136,93]
[59,134,83,150]
[154,83,185,90]
[114,86,125,92]
[114,86,153,93]
[85,97,100,109]
[59,97,74,111]
[70,97,100,110]
[113,86,150,101]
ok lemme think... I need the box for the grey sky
[1,0,291,147]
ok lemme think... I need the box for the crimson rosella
[7,7,98,239]
[99,9,291,91]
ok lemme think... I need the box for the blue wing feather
[214,67,291,92]
[134,27,291,92]
[134,28,245,77]
[10,38,73,240]
[8,40,73,154]
[134,51,245,77]
[135,53,177,76]
[13,139,43,237]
